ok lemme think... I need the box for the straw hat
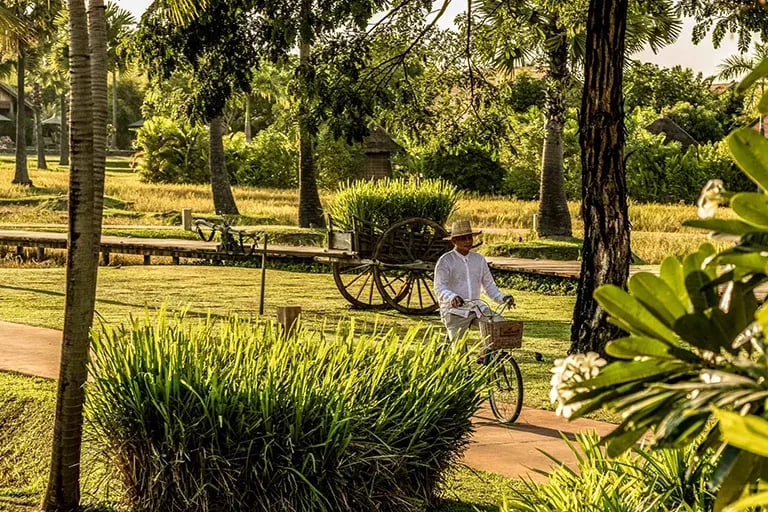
[444,220,482,240]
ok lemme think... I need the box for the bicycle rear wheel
[487,352,523,424]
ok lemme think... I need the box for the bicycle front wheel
[488,352,523,424]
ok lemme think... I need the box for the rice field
[0,155,725,263]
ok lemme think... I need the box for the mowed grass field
[0,155,732,264]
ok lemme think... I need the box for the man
[434,219,515,343]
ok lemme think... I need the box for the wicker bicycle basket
[479,317,523,350]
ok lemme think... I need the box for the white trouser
[443,313,479,344]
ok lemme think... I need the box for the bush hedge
[87,311,486,512]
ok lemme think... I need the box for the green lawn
[0,264,573,412]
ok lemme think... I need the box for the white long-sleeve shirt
[434,249,507,320]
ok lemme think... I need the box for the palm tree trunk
[111,69,118,149]
[13,44,31,185]
[90,0,107,238]
[59,92,69,166]
[297,38,325,228]
[244,94,252,142]
[570,0,631,355]
[34,82,47,170]
[43,0,98,509]
[537,27,571,238]
[209,114,239,214]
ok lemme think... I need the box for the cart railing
[327,215,383,258]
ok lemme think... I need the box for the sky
[115,0,744,79]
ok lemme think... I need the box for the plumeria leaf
[683,218,759,237]
[594,285,679,344]
[684,271,719,313]
[731,193,768,229]
[714,409,768,458]
[759,91,768,116]
[719,281,760,341]
[723,491,768,512]
[659,256,690,310]
[727,128,768,191]
[581,359,685,389]
[628,273,688,327]
[605,336,699,362]
[715,251,768,278]
[736,56,768,94]
[674,313,728,352]
[605,423,652,458]
[713,449,759,512]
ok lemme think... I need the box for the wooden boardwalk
[0,229,355,265]
[0,229,662,278]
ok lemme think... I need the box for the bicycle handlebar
[459,298,512,319]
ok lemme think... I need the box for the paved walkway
[0,320,615,482]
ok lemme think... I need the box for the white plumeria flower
[697,179,725,219]
[549,352,607,419]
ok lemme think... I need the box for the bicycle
[463,299,524,424]
[193,218,260,255]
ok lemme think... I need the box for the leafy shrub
[505,432,714,512]
[134,116,209,184]
[421,146,506,194]
[665,101,726,144]
[315,129,367,189]
[87,311,486,512]
[225,129,297,188]
[326,177,459,230]
[626,134,741,203]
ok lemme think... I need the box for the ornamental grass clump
[87,311,486,512]
[326,177,459,230]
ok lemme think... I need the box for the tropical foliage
[87,310,487,511]
[505,432,714,512]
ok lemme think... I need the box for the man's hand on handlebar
[451,296,464,308]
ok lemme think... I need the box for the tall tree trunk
[537,26,571,238]
[59,92,69,166]
[297,39,325,228]
[33,82,47,170]
[111,69,118,149]
[42,0,99,509]
[244,94,252,143]
[569,0,631,355]
[13,45,31,185]
[90,0,107,239]
[209,115,239,215]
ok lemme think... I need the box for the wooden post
[181,208,193,231]
[143,254,151,265]
[259,235,268,315]
[101,250,110,266]
[172,255,180,265]
[277,306,301,337]
[36,247,45,260]
[15,246,24,261]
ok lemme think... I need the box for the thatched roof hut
[645,116,698,149]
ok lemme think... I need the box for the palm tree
[42,1,97,508]
[473,0,680,238]
[105,2,135,149]
[718,43,768,136]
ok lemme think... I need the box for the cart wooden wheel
[332,261,388,309]
[373,217,451,315]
